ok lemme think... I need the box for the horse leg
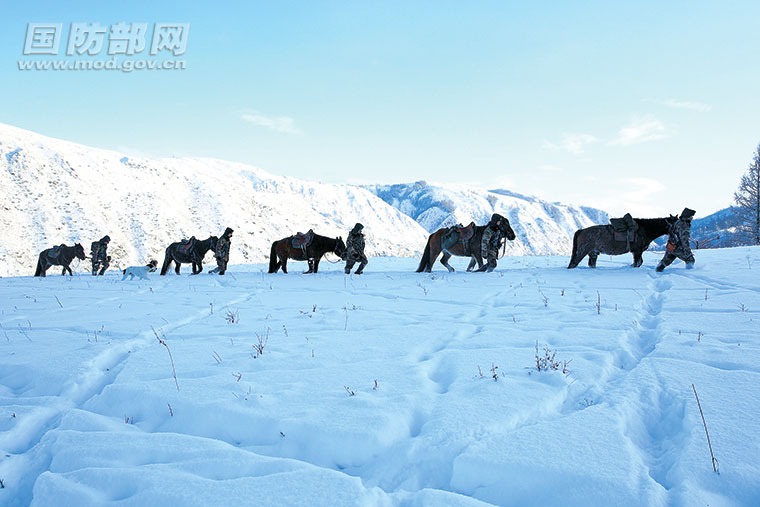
[440,252,454,272]
[466,256,477,272]
[588,251,599,268]
[303,259,314,274]
[175,262,181,275]
[312,257,321,273]
[632,251,643,268]
[281,257,288,274]
[568,246,588,269]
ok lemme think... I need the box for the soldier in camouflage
[478,214,503,273]
[91,235,111,276]
[344,223,368,275]
[656,208,696,272]
[210,227,233,275]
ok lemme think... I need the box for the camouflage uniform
[91,235,111,276]
[656,208,695,272]
[210,227,233,275]
[479,221,502,273]
[344,223,368,274]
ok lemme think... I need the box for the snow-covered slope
[2,248,759,506]
[366,181,609,256]
[0,123,428,277]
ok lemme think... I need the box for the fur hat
[352,223,364,233]
[680,208,696,220]
[100,235,111,243]
[223,227,234,237]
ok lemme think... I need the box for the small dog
[122,260,158,280]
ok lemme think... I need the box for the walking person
[344,223,368,275]
[210,227,233,275]
[91,235,111,275]
[656,208,696,272]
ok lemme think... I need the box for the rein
[322,252,343,264]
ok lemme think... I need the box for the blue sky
[2,1,759,217]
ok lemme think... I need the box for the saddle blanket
[292,230,314,248]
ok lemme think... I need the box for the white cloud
[538,164,564,173]
[542,133,599,155]
[621,177,665,202]
[609,117,671,146]
[642,98,712,112]
[241,111,301,134]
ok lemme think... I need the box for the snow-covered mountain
[0,123,428,277]
[1,123,615,277]
[366,181,609,256]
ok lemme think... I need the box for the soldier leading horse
[269,232,346,274]
[34,243,86,277]
[160,236,218,275]
[416,214,517,273]
[567,216,678,269]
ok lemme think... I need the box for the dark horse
[160,236,218,275]
[416,214,517,273]
[35,243,86,277]
[567,216,678,269]
[269,233,347,274]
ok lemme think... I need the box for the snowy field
[1,248,759,506]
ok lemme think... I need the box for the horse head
[667,214,679,227]
[334,236,347,259]
[74,243,86,260]
[209,235,219,251]
[496,215,516,241]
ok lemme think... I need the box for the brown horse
[34,243,86,277]
[567,216,677,269]
[416,214,517,273]
[269,233,347,274]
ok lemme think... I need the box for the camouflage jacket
[215,236,231,261]
[346,231,366,259]
[91,241,108,262]
[666,219,693,256]
[481,226,502,256]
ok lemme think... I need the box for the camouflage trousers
[656,251,695,272]
[92,256,110,276]
[209,258,227,275]
[476,249,499,272]
[345,254,368,274]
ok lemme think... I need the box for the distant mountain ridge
[7,123,740,277]
[365,181,610,256]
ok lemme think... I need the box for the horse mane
[633,217,672,240]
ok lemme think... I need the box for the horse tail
[268,241,278,273]
[568,229,581,269]
[160,246,172,276]
[416,237,432,272]
[34,253,43,277]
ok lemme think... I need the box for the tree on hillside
[734,143,760,245]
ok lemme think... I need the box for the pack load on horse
[656,208,696,272]
[34,243,87,277]
[568,214,678,269]
[269,230,346,274]
[416,213,516,273]
[160,235,218,275]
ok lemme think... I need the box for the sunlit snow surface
[1,248,759,506]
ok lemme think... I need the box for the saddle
[455,222,476,242]
[47,244,65,260]
[291,229,314,249]
[610,213,638,243]
[441,222,476,254]
[177,237,196,256]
